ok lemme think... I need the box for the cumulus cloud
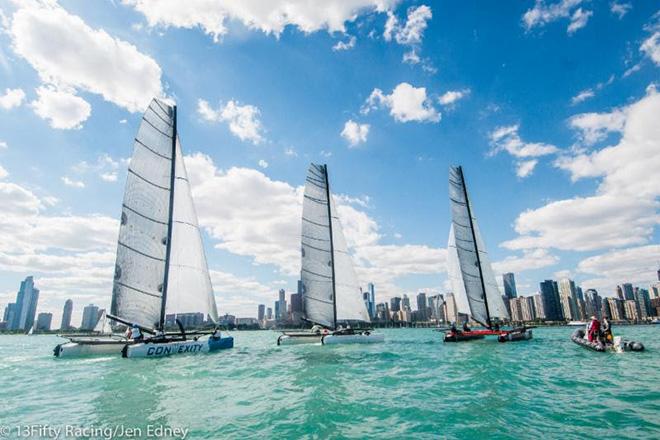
[438,89,470,106]
[197,99,265,144]
[522,0,592,34]
[31,86,91,130]
[610,2,632,19]
[0,88,25,110]
[568,107,626,146]
[61,176,85,188]
[361,82,440,123]
[258,159,268,169]
[492,248,559,274]
[72,153,123,183]
[641,32,660,66]
[505,88,660,253]
[384,5,433,67]
[124,0,397,41]
[9,1,162,113]
[570,75,613,106]
[332,35,356,51]
[341,119,369,146]
[488,124,558,178]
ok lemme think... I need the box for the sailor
[462,321,471,332]
[602,317,612,343]
[450,322,457,333]
[129,324,143,341]
[587,316,600,343]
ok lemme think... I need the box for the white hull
[277,334,322,345]
[54,339,127,357]
[124,335,233,358]
[322,333,385,345]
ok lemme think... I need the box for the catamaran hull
[277,334,323,345]
[443,332,485,342]
[321,333,385,345]
[54,340,127,357]
[123,335,234,358]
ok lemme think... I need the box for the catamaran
[54,98,233,358]
[444,166,532,343]
[54,310,127,357]
[278,164,384,346]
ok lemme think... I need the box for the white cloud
[0,88,25,110]
[568,108,626,146]
[641,32,660,66]
[31,86,91,130]
[284,147,297,157]
[0,141,7,149]
[209,269,275,316]
[383,5,431,45]
[100,172,118,182]
[438,89,470,106]
[492,248,559,274]
[567,8,592,35]
[522,0,591,34]
[197,99,265,145]
[258,159,268,169]
[577,244,660,294]
[124,0,397,41]
[341,119,370,146]
[61,176,85,188]
[10,2,162,113]
[488,124,558,178]
[332,35,356,51]
[516,159,539,178]
[505,89,660,253]
[570,89,595,105]
[610,2,632,19]
[0,164,8,179]
[72,153,123,183]
[362,82,440,123]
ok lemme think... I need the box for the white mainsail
[447,166,508,326]
[93,310,113,335]
[111,98,218,329]
[300,164,370,329]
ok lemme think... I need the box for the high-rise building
[532,294,545,320]
[621,283,635,301]
[445,293,457,324]
[4,303,17,328]
[509,297,522,322]
[176,312,205,328]
[376,302,389,321]
[650,283,660,300]
[390,296,401,312]
[276,289,287,321]
[503,273,517,299]
[634,288,651,320]
[60,299,73,330]
[290,292,303,323]
[266,307,273,320]
[401,294,411,311]
[257,304,265,321]
[559,279,579,321]
[416,292,427,321]
[616,285,624,300]
[539,280,563,321]
[81,304,99,331]
[36,312,52,331]
[606,297,624,321]
[584,289,601,319]
[8,276,40,331]
[623,300,639,321]
[363,283,376,319]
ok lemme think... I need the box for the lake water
[0,326,658,439]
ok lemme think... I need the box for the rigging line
[302,234,330,242]
[117,241,165,261]
[302,242,331,253]
[127,168,170,191]
[175,176,189,182]
[302,216,330,228]
[173,219,200,229]
[148,104,174,126]
[122,203,168,225]
[324,164,338,330]
[142,115,174,138]
[114,281,162,299]
[302,267,333,279]
[134,137,171,160]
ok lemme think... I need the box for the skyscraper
[416,292,427,321]
[290,292,303,323]
[539,280,563,321]
[559,279,579,321]
[9,276,40,331]
[503,273,517,299]
[363,283,376,319]
[266,307,273,320]
[60,299,73,331]
[36,313,52,331]
[81,304,99,330]
[277,289,287,321]
[257,304,265,321]
[390,296,401,312]
[401,294,411,311]
[621,283,635,301]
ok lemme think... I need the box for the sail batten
[447,166,509,327]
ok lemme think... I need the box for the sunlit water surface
[1,327,658,439]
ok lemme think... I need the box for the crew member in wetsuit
[129,324,143,342]
[450,322,457,333]
[601,317,612,343]
[462,321,471,332]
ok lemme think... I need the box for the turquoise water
[0,327,658,439]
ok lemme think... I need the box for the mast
[458,166,492,329]
[159,105,177,330]
[323,164,338,330]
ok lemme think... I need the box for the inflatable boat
[571,329,644,352]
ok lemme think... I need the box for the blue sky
[0,0,658,326]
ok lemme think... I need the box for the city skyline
[0,1,659,324]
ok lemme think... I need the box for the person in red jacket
[587,316,600,342]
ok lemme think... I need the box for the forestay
[111,99,174,329]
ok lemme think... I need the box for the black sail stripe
[302,241,331,253]
[134,138,171,160]
[128,168,170,191]
[116,282,162,299]
[142,115,172,138]
[302,216,329,228]
[302,234,330,242]
[152,99,171,117]
[118,241,165,261]
[304,194,328,204]
[148,104,174,126]
[301,267,332,279]
[304,296,334,305]
[122,203,168,225]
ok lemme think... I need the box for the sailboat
[278,164,384,346]
[54,98,233,358]
[444,166,532,343]
[54,309,127,357]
